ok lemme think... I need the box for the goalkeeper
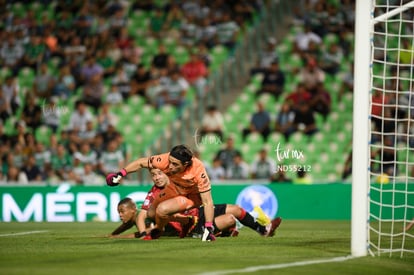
[106,144,216,241]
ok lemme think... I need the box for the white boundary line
[197,256,357,275]
[0,230,49,237]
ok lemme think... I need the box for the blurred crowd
[0,0,263,184]
[2,0,409,185]
[199,0,356,183]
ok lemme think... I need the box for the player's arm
[124,157,151,172]
[200,190,214,223]
[106,157,150,186]
[109,232,136,239]
[136,209,148,237]
[109,216,148,239]
[200,190,216,242]
[110,220,134,236]
[193,164,216,241]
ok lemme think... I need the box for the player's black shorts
[193,204,228,235]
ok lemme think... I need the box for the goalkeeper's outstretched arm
[106,157,150,186]
[124,157,151,173]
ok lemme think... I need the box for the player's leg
[155,196,195,232]
[147,183,180,221]
[225,204,267,235]
[225,204,282,237]
[213,214,237,233]
[176,208,199,238]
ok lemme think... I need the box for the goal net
[367,0,414,257]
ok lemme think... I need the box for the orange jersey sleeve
[191,158,211,193]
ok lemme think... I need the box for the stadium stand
[1,0,376,184]
[0,0,265,184]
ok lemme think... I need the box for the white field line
[197,255,357,275]
[0,230,49,237]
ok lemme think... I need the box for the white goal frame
[352,0,414,257]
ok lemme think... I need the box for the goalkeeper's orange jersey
[149,153,211,195]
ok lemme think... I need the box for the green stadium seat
[290,132,308,146]
[18,67,35,89]
[250,73,264,90]
[159,104,177,120]
[268,132,286,147]
[35,125,53,145]
[127,95,145,109]
[11,2,26,18]
[141,104,156,121]
[236,92,254,107]
[309,131,325,145]
[227,102,243,118]
[257,93,276,111]
[286,53,303,73]
[173,46,189,65]
[130,113,144,126]
[245,132,265,154]
[240,143,258,164]
[211,45,229,66]
[323,33,339,46]
[117,104,133,118]
[161,37,177,48]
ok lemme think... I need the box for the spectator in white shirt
[98,139,125,175]
[158,69,188,113]
[294,23,322,58]
[68,100,94,133]
[83,163,105,185]
[42,97,61,133]
[250,149,277,181]
[1,75,21,115]
[0,35,24,74]
[106,84,123,105]
[200,105,224,141]
[73,142,98,169]
[207,157,226,181]
[227,152,250,180]
[298,57,325,94]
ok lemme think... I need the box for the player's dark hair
[118,197,136,209]
[170,144,193,166]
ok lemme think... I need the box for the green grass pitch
[0,221,413,275]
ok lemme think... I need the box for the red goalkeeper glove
[201,222,216,242]
[106,169,127,186]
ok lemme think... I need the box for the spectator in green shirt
[22,34,47,69]
[51,143,73,181]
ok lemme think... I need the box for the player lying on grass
[106,144,216,241]
[109,168,282,239]
[181,204,282,238]
[109,198,281,239]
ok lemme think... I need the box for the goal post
[352,0,414,257]
[351,0,372,258]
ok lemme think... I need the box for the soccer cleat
[230,228,239,237]
[218,227,239,237]
[264,217,282,237]
[142,228,162,240]
[253,206,271,226]
[180,216,198,238]
[142,234,152,241]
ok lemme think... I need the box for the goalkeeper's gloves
[106,168,127,186]
[201,222,216,242]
